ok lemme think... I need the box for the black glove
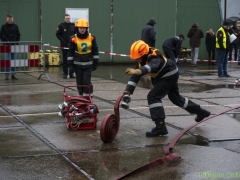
[92,62,98,71]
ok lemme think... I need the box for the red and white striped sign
[0,45,39,67]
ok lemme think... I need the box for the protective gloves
[125,68,142,76]
[123,91,130,95]
[92,62,98,71]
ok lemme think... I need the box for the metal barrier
[0,41,50,81]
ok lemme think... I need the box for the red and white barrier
[0,45,39,67]
[44,44,130,57]
[43,44,239,62]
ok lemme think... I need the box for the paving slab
[0,64,239,180]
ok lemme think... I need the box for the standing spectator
[216,21,231,77]
[141,18,156,47]
[162,34,184,64]
[205,28,216,65]
[56,14,75,78]
[67,18,99,96]
[187,22,204,67]
[0,14,20,80]
[228,21,239,61]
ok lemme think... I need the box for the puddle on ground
[178,135,209,146]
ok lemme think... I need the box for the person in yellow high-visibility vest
[67,18,99,96]
[216,21,231,77]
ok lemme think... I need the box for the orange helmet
[130,40,149,59]
[75,18,89,27]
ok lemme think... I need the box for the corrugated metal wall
[113,0,177,62]
[41,0,111,62]
[177,0,221,59]
[0,0,39,41]
[0,0,221,62]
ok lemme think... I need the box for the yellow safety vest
[216,27,230,49]
[72,33,93,54]
[138,49,167,78]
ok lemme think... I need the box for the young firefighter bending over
[123,40,211,137]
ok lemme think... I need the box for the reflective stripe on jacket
[138,49,167,78]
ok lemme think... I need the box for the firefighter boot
[195,107,211,122]
[146,119,168,137]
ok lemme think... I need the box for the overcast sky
[221,0,240,18]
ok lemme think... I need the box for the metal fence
[0,41,49,81]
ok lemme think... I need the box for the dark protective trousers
[74,66,93,95]
[147,72,200,121]
[61,49,68,74]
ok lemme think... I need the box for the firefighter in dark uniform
[56,14,75,78]
[123,40,211,137]
[67,18,99,96]
[162,34,184,64]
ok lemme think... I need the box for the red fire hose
[100,95,123,143]
[100,95,240,180]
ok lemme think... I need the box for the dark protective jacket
[187,25,204,47]
[67,32,99,69]
[0,23,20,44]
[56,22,75,47]
[141,19,156,47]
[228,26,240,44]
[205,31,216,51]
[125,49,178,94]
[162,36,182,58]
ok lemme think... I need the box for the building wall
[112,0,177,62]
[0,0,40,41]
[177,0,221,59]
[0,0,221,62]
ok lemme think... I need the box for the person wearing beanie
[67,18,99,96]
[187,22,204,67]
[141,18,156,47]
[216,20,231,77]
[205,28,216,65]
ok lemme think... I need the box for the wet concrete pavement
[0,61,240,180]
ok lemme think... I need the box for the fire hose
[100,94,240,179]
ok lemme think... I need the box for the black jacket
[228,26,240,44]
[56,22,75,47]
[205,31,216,51]
[162,36,182,58]
[0,23,20,44]
[141,21,156,47]
[125,50,177,94]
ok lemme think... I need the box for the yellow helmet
[130,40,149,59]
[75,18,89,27]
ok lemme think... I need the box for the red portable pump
[58,85,99,130]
